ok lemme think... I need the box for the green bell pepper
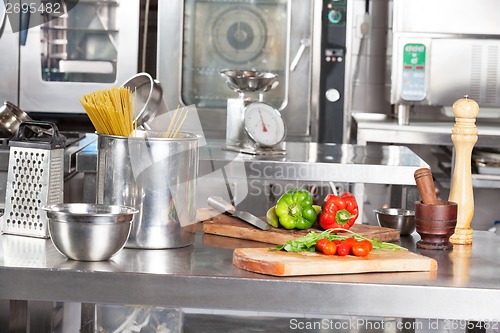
[275,189,318,230]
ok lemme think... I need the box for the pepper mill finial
[448,95,479,245]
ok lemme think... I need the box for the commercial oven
[156,0,351,218]
[157,0,350,143]
[0,0,139,115]
[390,0,500,113]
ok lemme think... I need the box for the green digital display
[401,43,427,101]
[403,43,426,68]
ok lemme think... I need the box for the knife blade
[207,196,272,230]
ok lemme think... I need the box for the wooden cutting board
[202,214,400,244]
[233,247,437,276]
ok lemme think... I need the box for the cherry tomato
[315,238,329,253]
[322,241,337,255]
[333,240,342,246]
[342,238,358,254]
[343,238,358,246]
[336,242,350,256]
[360,240,373,251]
[352,243,371,257]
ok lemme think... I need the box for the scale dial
[244,102,286,147]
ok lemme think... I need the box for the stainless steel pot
[96,131,199,249]
[0,101,32,138]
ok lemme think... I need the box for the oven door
[157,0,321,140]
[18,0,140,114]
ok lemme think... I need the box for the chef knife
[207,196,272,230]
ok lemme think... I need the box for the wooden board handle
[414,168,438,204]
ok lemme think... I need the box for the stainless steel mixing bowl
[374,208,416,236]
[43,203,138,261]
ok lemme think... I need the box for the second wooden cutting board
[203,214,400,244]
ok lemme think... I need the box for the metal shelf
[41,26,119,34]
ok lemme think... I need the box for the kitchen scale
[220,70,286,155]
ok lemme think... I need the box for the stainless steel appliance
[157,0,349,143]
[156,0,351,220]
[390,0,500,116]
[0,0,140,115]
[319,0,348,143]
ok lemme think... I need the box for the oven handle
[290,37,310,71]
[19,2,31,45]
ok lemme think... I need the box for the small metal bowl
[374,208,416,236]
[43,203,138,261]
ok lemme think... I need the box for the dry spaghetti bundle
[163,105,189,138]
[80,87,136,136]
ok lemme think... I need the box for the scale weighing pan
[219,70,279,93]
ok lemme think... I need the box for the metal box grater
[1,121,66,238]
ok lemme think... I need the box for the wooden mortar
[415,201,457,250]
[414,168,457,250]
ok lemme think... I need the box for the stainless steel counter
[77,135,428,185]
[75,136,429,218]
[0,230,499,322]
[354,115,500,148]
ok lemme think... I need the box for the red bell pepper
[319,192,359,230]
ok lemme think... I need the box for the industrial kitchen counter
[0,230,499,322]
[77,135,429,185]
[76,135,429,217]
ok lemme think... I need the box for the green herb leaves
[275,228,406,253]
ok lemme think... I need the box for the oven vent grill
[470,44,498,105]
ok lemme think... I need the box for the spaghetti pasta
[164,105,189,138]
[81,86,189,137]
[80,87,135,137]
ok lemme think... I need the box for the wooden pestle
[414,168,438,205]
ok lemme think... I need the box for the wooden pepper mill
[448,95,479,245]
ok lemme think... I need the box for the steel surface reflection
[112,245,195,274]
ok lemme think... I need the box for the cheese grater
[1,121,66,238]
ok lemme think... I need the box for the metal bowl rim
[373,208,415,217]
[48,219,133,226]
[42,203,138,216]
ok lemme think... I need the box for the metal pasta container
[2,121,66,238]
[96,131,199,249]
